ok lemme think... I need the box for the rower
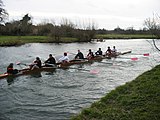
[106,46,112,56]
[87,49,94,59]
[58,52,70,63]
[29,57,42,70]
[95,48,103,56]
[111,46,117,55]
[75,50,84,59]
[44,54,56,67]
[7,63,18,74]
[112,46,117,53]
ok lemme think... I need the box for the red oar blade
[143,53,149,56]
[131,57,138,61]
[16,62,21,65]
[90,69,100,74]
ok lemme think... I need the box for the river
[0,39,160,120]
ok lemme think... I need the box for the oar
[64,67,100,74]
[117,57,139,61]
[129,53,150,56]
[131,57,138,61]
[90,69,100,74]
[67,52,76,55]
[99,61,113,65]
[16,62,28,66]
[16,62,35,66]
[143,53,150,56]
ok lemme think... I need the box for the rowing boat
[0,66,57,80]
[0,50,131,80]
[59,50,131,67]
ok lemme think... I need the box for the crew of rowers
[6,46,117,74]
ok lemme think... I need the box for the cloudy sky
[3,0,160,30]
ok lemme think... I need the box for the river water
[0,39,160,120]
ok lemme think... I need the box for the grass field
[0,36,48,46]
[96,34,156,39]
[0,36,78,46]
[71,65,160,120]
[0,34,157,46]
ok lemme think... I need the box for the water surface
[0,39,160,120]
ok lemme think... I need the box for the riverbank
[71,65,160,120]
[0,34,157,46]
[0,36,78,46]
[96,34,156,39]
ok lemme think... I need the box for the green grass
[0,34,157,46]
[0,36,48,46]
[96,34,156,39]
[0,36,79,46]
[71,65,160,120]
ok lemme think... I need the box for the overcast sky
[3,0,160,30]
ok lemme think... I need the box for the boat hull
[0,50,131,80]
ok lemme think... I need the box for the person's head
[99,48,101,50]
[36,57,40,60]
[89,49,91,52]
[49,54,52,57]
[9,63,13,67]
[78,50,80,53]
[113,46,115,49]
[64,52,67,56]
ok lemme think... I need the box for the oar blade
[143,53,149,56]
[16,62,21,65]
[131,57,138,61]
[90,69,100,74]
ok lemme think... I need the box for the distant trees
[1,14,32,35]
[0,0,8,23]
[0,14,97,42]
[19,14,32,35]
[1,8,159,43]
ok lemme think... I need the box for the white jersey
[112,48,117,52]
[58,56,69,62]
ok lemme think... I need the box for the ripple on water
[0,40,160,120]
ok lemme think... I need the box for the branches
[144,13,160,38]
[0,0,8,23]
[152,39,160,51]
[144,14,160,52]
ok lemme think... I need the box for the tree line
[0,14,97,42]
[0,0,160,42]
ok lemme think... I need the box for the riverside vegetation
[0,34,157,46]
[0,14,159,46]
[71,65,160,120]
[0,36,78,46]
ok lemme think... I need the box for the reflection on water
[0,39,160,120]
[6,76,15,85]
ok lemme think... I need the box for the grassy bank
[0,36,78,46]
[96,34,156,39]
[71,65,160,120]
[0,34,157,46]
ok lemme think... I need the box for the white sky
[3,0,160,30]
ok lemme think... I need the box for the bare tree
[0,0,8,23]
[144,14,160,38]
[144,14,160,51]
